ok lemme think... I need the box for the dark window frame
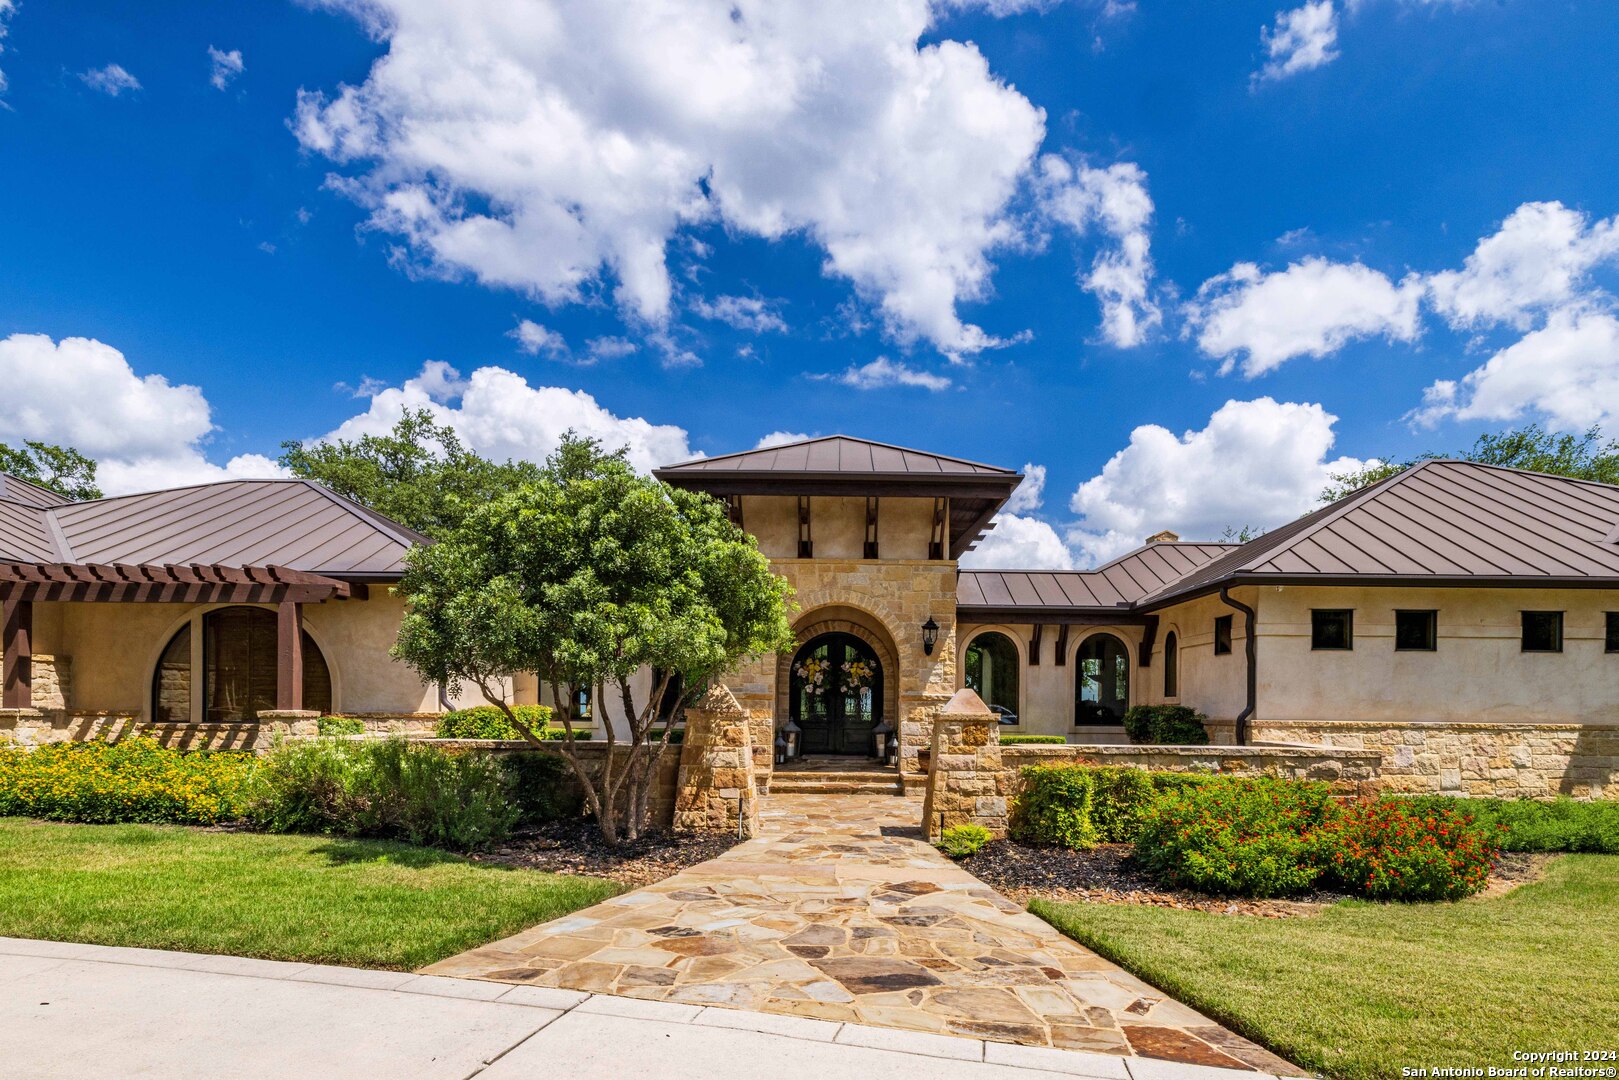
[1163,631,1179,697]
[1606,612,1619,654]
[1521,611,1564,654]
[1311,609,1354,651]
[1213,615,1233,656]
[1394,609,1438,652]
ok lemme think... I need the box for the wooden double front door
[789,632,883,756]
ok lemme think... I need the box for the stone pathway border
[0,938,1309,1080]
[427,793,1297,1074]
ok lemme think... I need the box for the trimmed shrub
[1384,794,1619,854]
[0,738,253,825]
[248,738,520,851]
[1000,735,1066,745]
[1133,777,1336,897]
[937,823,993,858]
[502,752,577,824]
[435,705,554,740]
[1318,801,1494,901]
[317,716,365,737]
[1086,766,1160,843]
[1122,704,1210,745]
[1010,764,1099,849]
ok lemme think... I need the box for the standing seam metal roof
[655,435,1019,477]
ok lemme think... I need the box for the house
[3,436,1616,798]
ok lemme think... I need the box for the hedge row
[0,737,574,852]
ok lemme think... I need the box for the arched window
[1075,634,1129,725]
[964,632,1020,723]
[1163,631,1179,698]
[151,607,332,723]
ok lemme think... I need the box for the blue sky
[3,0,1618,567]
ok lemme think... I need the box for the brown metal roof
[1141,459,1619,606]
[0,474,68,509]
[0,479,426,577]
[958,543,1237,618]
[655,435,1018,478]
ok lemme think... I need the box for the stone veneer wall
[921,690,1009,840]
[725,559,959,786]
[671,686,759,835]
[1238,720,1619,800]
[999,742,1386,798]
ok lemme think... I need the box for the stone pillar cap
[936,688,991,717]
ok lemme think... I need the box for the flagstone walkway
[426,794,1296,1074]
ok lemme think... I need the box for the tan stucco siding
[1255,585,1619,724]
[739,495,937,562]
[955,622,1146,742]
[30,595,439,717]
[1141,589,1254,723]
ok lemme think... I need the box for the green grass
[0,817,622,970]
[1034,855,1619,1080]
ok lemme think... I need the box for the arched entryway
[789,632,883,755]
[1075,632,1129,726]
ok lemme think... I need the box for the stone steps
[769,772,903,795]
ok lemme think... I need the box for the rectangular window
[1311,609,1353,651]
[1521,611,1564,653]
[1395,610,1437,651]
[1213,614,1233,656]
[1607,612,1619,653]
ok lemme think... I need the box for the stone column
[672,684,760,837]
[921,687,1008,842]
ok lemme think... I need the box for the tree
[391,435,795,844]
[278,409,543,537]
[1319,424,1619,504]
[1218,524,1263,543]
[0,441,102,501]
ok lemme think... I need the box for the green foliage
[1121,705,1210,745]
[1133,778,1337,897]
[501,753,578,824]
[1010,764,1099,849]
[937,823,993,858]
[317,716,365,736]
[278,408,544,538]
[436,705,556,740]
[0,738,252,825]
[1084,766,1160,842]
[1321,423,1619,503]
[392,433,794,842]
[0,440,102,500]
[999,734,1066,745]
[248,739,520,852]
[1385,794,1619,854]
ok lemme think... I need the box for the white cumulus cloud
[294,0,1046,357]
[690,295,788,334]
[1185,256,1424,376]
[207,46,244,91]
[755,430,811,449]
[959,513,1075,570]
[0,333,285,495]
[510,319,570,359]
[79,63,141,97]
[1037,156,1160,347]
[824,356,951,391]
[1066,397,1368,565]
[317,361,695,474]
[1255,1,1339,83]
[1427,201,1619,331]
[1004,462,1046,513]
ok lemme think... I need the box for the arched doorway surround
[775,603,901,748]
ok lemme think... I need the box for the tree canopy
[1321,424,1619,504]
[0,441,102,501]
[391,434,795,842]
[278,409,543,537]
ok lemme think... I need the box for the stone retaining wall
[1238,720,1619,800]
[0,709,444,751]
[999,741,1385,798]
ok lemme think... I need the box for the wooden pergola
[0,561,354,713]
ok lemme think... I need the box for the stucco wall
[27,594,441,718]
[739,495,936,562]
[955,622,1146,743]
[1141,589,1254,724]
[1255,585,1619,724]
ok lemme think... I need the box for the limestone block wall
[1250,720,1619,800]
[29,655,69,711]
[921,690,1009,840]
[672,686,759,835]
[999,741,1385,799]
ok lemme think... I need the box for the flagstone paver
[425,793,1296,1073]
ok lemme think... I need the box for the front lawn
[0,818,621,970]
[1033,854,1619,1080]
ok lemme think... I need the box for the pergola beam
[0,562,351,605]
[2,592,31,709]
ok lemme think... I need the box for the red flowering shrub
[1316,800,1496,901]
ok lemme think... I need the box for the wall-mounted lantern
[921,616,940,656]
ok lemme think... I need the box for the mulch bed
[472,818,741,887]
[961,840,1552,917]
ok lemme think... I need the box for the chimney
[1145,530,1179,544]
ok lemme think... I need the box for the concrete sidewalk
[0,938,1305,1080]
